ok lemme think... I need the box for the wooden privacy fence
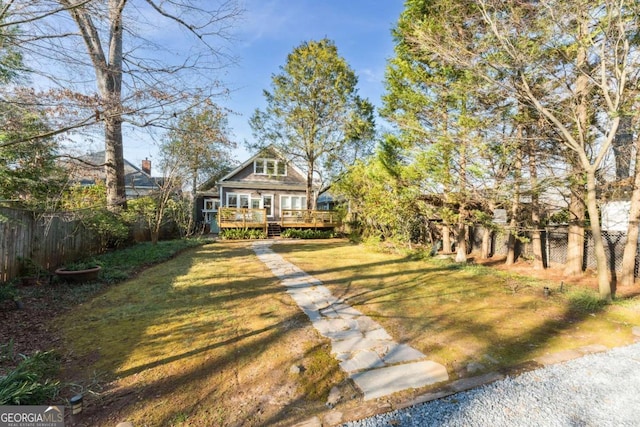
[0,207,101,282]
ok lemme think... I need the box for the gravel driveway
[343,342,640,427]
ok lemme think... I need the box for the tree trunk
[585,170,612,300]
[619,131,640,287]
[455,221,467,263]
[528,137,543,270]
[66,0,127,211]
[564,175,585,276]
[442,224,452,253]
[104,116,126,209]
[506,140,523,265]
[481,227,491,259]
[306,162,314,210]
[564,13,590,276]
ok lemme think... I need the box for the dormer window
[254,158,287,176]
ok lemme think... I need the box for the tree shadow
[62,240,635,427]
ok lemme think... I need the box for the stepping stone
[340,349,385,373]
[365,328,393,341]
[534,349,583,366]
[357,316,384,332]
[330,336,395,355]
[381,343,426,364]
[350,361,449,400]
[323,328,363,341]
[578,344,608,354]
[253,242,449,401]
[313,318,359,338]
[333,304,363,319]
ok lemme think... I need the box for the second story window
[254,158,287,176]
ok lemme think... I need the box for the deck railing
[280,209,341,227]
[218,208,341,229]
[218,208,267,229]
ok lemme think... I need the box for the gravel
[343,342,640,427]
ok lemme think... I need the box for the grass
[52,239,640,426]
[273,241,640,376]
[56,241,341,426]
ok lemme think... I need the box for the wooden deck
[218,208,267,231]
[280,209,341,228]
[218,208,340,230]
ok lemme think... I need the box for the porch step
[268,223,281,237]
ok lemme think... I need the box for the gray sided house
[63,151,163,199]
[197,146,340,236]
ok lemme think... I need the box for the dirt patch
[0,284,65,374]
[473,255,640,298]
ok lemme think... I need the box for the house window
[254,158,287,176]
[255,160,265,174]
[281,195,306,212]
[203,198,219,212]
[226,193,250,208]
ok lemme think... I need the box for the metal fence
[471,226,640,277]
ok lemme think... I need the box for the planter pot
[54,266,101,283]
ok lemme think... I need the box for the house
[196,146,341,236]
[63,151,163,199]
[600,177,634,232]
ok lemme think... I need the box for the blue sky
[125,0,405,172]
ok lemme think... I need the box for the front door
[203,198,220,233]
[262,195,273,218]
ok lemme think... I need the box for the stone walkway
[252,241,448,400]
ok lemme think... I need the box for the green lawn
[55,239,640,426]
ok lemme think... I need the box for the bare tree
[3,0,242,210]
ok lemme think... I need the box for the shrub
[280,229,334,239]
[219,229,266,240]
[568,289,608,313]
[0,351,60,405]
[0,283,18,304]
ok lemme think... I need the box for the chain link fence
[471,226,640,277]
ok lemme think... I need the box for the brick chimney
[141,158,151,175]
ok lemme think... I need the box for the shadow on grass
[267,241,633,422]
[60,242,347,426]
[61,239,632,427]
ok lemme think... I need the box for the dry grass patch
[57,242,343,427]
[273,240,640,379]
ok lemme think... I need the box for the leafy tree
[163,101,236,199]
[0,104,65,208]
[0,15,64,209]
[249,38,375,209]
[159,102,235,234]
[59,183,129,249]
[381,0,498,262]
[405,0,640,300]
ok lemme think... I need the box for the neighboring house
[63,151,163,199]
[600,177,634,232]
[196,145,340,235]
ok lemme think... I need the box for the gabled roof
[219,144,306,183]
[64,151,162,189]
